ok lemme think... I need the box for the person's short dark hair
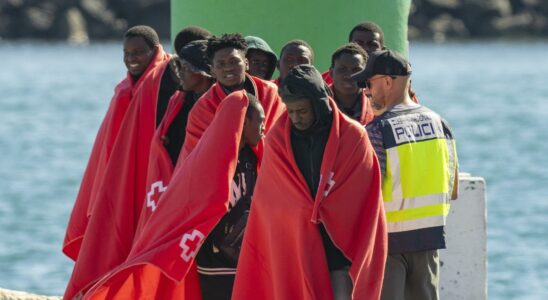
[246,93,264,118]
[124,25,160,49]
[330,42,368,68]
[279,39,315,62]
[348,21,384,46]
[174,26,212,54]
[207,33,248,61]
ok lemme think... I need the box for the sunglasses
[366,75,396,89]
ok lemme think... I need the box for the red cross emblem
[179,229,205,262]
[146,180,167,212]
[323,172,336,197]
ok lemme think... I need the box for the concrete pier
[441,173,487,299]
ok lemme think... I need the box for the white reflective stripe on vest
[386,147,402,201]
[384,193,449,213]
[387,214,447,233]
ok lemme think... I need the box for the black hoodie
[280,64,332,197]
[280,64,350,271]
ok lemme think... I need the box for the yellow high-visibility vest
[372,105,458,234]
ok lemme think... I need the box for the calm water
[0,41,547,298]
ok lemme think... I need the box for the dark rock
[66,7,90,44]
[410,0,548,39]
[0,1,71,39]
[76,0,128,40]
[494,12,548,35]
[429,14,470,41]
[0,0,169,41]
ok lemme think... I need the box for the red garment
[233,99,387,300]
[180,75,284,161]
[64,58,173,300]
[322,70,334,85]
[63,46,170,261]
[329,84,375,125]
[83,91,250,300]
[135,91,185,235]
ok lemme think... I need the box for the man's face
[285,99,315,131]
[350,30,382,53]
[366,75,390,115]
[247,49,273,80]
[211,47,248,89]
[330,53,366,97]
[123,36,154,77]
[277,45,312,80]
[243,106,266,147]
[176,58,204,92]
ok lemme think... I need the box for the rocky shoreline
[409,0,548,41]
[1,0,547,42]
[0,0,169,43]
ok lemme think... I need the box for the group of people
[62,21,459,300]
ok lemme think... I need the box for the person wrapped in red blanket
[82,91,260,300]
[63,28,211,300]
[233,65,387,300]
[180,33,284,161]
[136,39,215,234]
[62,25,170,261]
[328,43,375,126]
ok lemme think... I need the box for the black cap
[351,49,412,88]
[177,39,211,76]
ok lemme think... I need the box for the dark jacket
[281,64,350,271]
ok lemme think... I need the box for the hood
[279,64,332,132]
[245,36,278,80]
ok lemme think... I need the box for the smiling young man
[62,25,169,264]
[353,49,459,300]
[233,65,387,300]
[329,43,375,125]
[123,27,160,79]
[181,33,284,160]
[62,26,214,300]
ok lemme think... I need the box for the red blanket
[180,75,283,161]
[328,84,375,125]
[64,57,172,300]
[233,99,387,300]
[62,46,170,261]
[322,70,334,85]
[83,91,249,300]
[134,90,185,236]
